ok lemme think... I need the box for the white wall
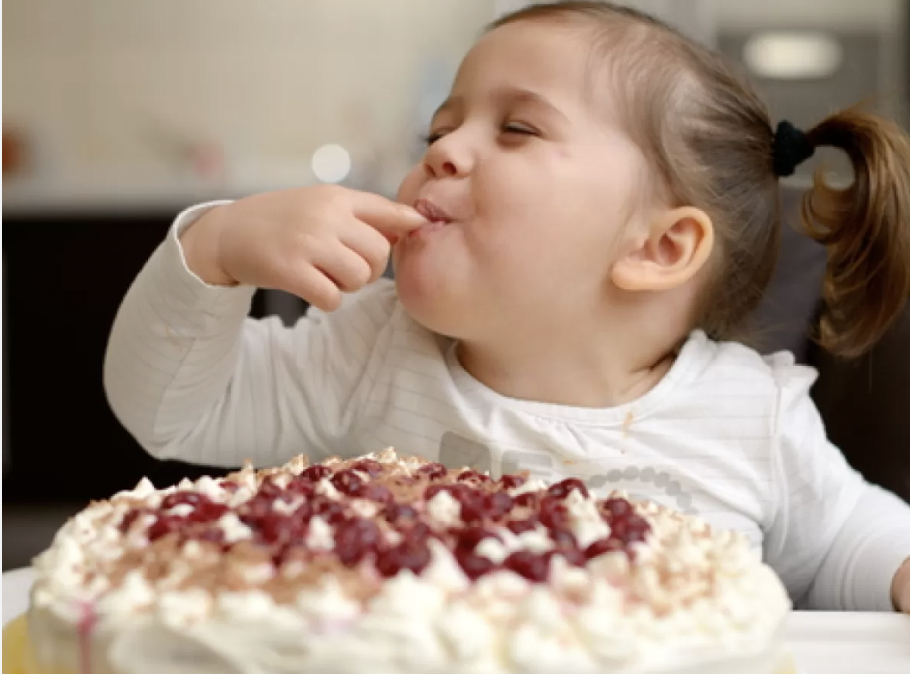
[3,0,905,200]
[3,0,493,190]
[714,0,900,31]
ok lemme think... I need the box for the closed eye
[502,124,537,136]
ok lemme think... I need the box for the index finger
[350,190,428,235]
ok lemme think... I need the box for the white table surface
[4,567,909,673]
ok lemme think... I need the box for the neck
[457,312,681,408]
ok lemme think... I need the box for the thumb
[351,191,428,235]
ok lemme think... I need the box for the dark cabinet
[1,208,280,507]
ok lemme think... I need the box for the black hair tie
[772,120,815,177]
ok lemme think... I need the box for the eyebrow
[432,87,569,123]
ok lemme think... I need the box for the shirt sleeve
[763,360,910,610]
[103,202,398,468]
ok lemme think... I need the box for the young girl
[104,1,910,613]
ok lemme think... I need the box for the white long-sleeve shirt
[104,203,910,612]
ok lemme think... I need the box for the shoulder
[675,331,818,419]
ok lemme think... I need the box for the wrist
[892,557,910,612]
[179,206,237,287]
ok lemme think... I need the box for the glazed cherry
[550,528,578,550]
[456,526,497,551]
[301,465,332,482]
[483,492,514,519]
[514,492,539,508]
[418,462,448,480]
[399,522,437,545]
[611,514,650,543]
[286,478,316,497]
[357,483,393,504]
[194,528,225,545]
[384,503,418,523]
[601,498,632,519]
[187,502,228,523]
[148,515,184,541]
[559,547,587,566]
[458,491,486,523]
[498,474,527,490]
[218,480,240,493]
[423,484,449,501]
[313,499,347,525]
[457,470,493,484]
[334,518,381,566]
[584,536,625,559]
[547,478,588,500]
[375,538,431,577]
[352,459,383,478]
[538,496,568,530]
[257,513,306,545]
[258,479,286,500]
[455,550,496,580]
[331,470,363,495]
[506,518,538,535]
[239,494,274,521]
[504,551,550,582]
[160,491,206,510]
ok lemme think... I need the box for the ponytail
[802,107,910,358]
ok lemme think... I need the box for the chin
[393,269,469,339]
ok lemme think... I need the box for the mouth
[413,198,453,225]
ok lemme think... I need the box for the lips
[413,199,453,224]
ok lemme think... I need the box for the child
[104,1,910,613]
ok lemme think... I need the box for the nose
[424,132,472,179]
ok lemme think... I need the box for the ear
[611,206,714,292]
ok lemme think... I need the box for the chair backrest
[753,185,910,502]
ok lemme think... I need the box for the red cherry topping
[301,465,332,482]
[160,491,206,510]
[455,549,496,580]
[456,526,498,552]
[498,474,527,490]
[376,538,431,577]
[352,459,384,478]
[334,518,381,566]
[584,536,626,559]
[514,492,540,508]
[418,462,448,480]
[506,518,538,535]
[602,497,632,519]
[538,496,568,530]
[331,470,364,495]
[504,551,550,581]
[358,483,393,504]
[384,503,418,524]
[547,478,588,499]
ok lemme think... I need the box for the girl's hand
[180,185,427,311]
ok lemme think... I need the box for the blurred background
[3,0,909,570]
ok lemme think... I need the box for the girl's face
[394,21,650,342]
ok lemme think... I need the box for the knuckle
[321,289,343,312]
[311,285,342,312]
[354,259,372,286]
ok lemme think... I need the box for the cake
[4,449,794,674]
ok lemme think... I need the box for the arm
[893,558,910,612]
[763,365,910,611]
[103,204,394,467]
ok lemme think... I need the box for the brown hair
[491,1,910,357]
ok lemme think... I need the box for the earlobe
[612,207,715,292]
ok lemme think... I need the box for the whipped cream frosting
[25,448,792,674]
